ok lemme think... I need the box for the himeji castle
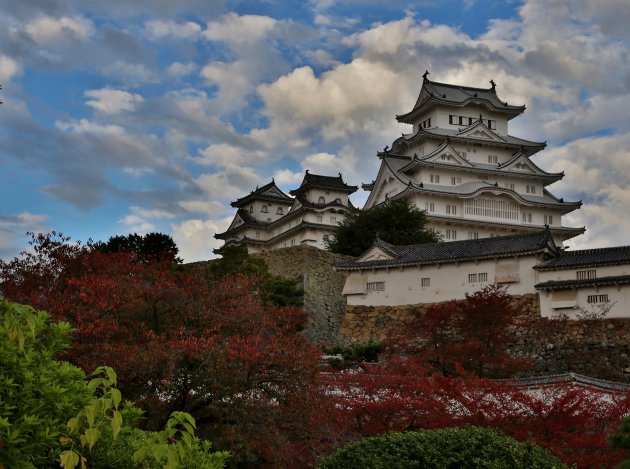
[362,72,584,244]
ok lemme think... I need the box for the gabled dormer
[455,119,506,142]
[230,179,293,224]
[357,239,398,263]
[289,170,358,206]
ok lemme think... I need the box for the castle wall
[253,245,352,344]
[343,254,540,307]
[337,294,630,382]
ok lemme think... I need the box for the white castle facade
[215,73,630,319]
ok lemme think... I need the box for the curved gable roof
[397,75,526,124]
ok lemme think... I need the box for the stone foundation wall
[338,294,630,381]
[254,246,353,344]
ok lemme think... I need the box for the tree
[0,301,91,468]
[325,362,630,469]
[0,301,229,469]
[0,233,339,468]
[319,427,568,469]
[391,284,531,378]
[326,198,441,256]
[99,232,182,264]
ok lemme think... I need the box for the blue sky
[1,0,629,261]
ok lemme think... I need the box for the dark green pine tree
[326,198,441,256]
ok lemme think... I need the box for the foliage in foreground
[0,233,338,468]
[326,198,441,256]
[319,427,567,469]
[0,300,228,469]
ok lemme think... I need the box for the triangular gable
[226,211,247,231]
[456,120,505,142]
[421,141,473,167]
[500,153,543,174]
[261,186,292,201]
[357,246,395,263]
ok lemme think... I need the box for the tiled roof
[214,209,269,239]
[503,373,630,393]
[408,127,545,148]
[290,171,358,195]
[535,245,630,270]
[336,229,557,270]
[397,77,526,124]
[230,180,293,208]
[398,155,562,184]
[535,275,630,290]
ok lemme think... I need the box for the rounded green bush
[320,426,567,469]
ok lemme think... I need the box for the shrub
[319,426,567,469]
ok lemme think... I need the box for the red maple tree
[0,232,346,467]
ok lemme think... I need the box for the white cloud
[273,169,304,186]
[144,19,202,40]
[203,13,277,46]
[104,61,158,85]
[24,15,95,43]
[171,217,232,262]
[0,55,21,82]
[55,118,125,135]
[0,212,49,260]
[117,206,176,234]
[85,88,144,114]
[168,61,196,77]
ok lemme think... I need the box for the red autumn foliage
[325,357,630,469]
[388,284,531,378]
[0,232,347,468]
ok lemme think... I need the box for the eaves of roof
[534,245,630,271]
[535,275,630,290]
[396,79,525,124]
[396,154,563,184]
[336,229,556,271]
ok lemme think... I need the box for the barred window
[468,273,478,283]
[587,294,609,303]
[479,272,488,282]
[367,282,385,292]
[465,197,519,220]
[421,277,430,287]
[577,270,596,280]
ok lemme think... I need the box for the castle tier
[362,72,584,244]
[215,172,358,253]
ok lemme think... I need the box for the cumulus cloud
[118,206,176,234]
[168,62,196,77]
[0,212,49,260]
[24,15,95,43]
[171,217,233,262]
[203,13,277,46]
[0,55,21,82]
[55,118,125,135]
[144,19,202,40]
[85,88,144,114]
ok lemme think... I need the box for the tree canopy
[98,232,182,264]
[326,199,441,256]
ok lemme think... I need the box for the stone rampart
[338,294,630,381]
[254,246,352,344]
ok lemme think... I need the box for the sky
[1,0,629,262]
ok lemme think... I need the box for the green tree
[326,199,441,256]
[99,232,182,264]
[0,300,91,468]
[319,427,567,469]
[0,300,229,469]
[211,245,304,308]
